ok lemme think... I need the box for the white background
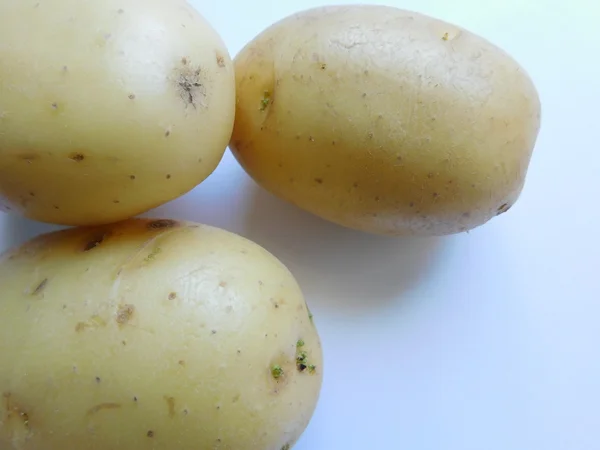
[1,0,599,449]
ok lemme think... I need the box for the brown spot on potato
[69,152,85,162]
[147,430,154,438]
[497,203,511,215]
[315,178,323,184]
[165,130,171,137]
[178,360,186,366]
[95,377,101,383]
[168,292,177,300]
[3,393,30,430]
[148,219,178,230]
[130,175,136,180]
[281,444,291,450]
[84,234,106,251]
[51,102,58,109]
[166,174,171,179]
[32,278,48,295]
[116,304,135,325]
[164,396,176,418]
[113,200,120,204]
[128,94,136,100]
[216,53,226,67]
[87,403,121,415]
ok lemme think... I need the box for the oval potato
[0,218,322,449]
[230,5,542,236]
[0,0,235,226]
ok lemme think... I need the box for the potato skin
[0,218,322,450]
[0,0,235,226]
[229,5,542,236]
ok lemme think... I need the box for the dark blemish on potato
[116,304,135,325]
[178,360,185,366]
[497,203,511,215]
[281,444,291,450]
[362,93,367,98]
[409,202,415,208]
[84,234,106,251]
[211,330,217,335]
[367,131,374,139]
[69,152,85,162]
[216,53,226,67]
[144,247,161,262]
[427,173,434,179]
[462,212,471,218]
[165,130,171,137]
[95,376,101,383]
[87,403,121,415]
[168,292,177,300]
[442,32,450,41]
[51,102,58,109]
[175,64,206,109]
[130,175,136,180]
[237,349,241,355]
[309,136,315,142]
[148,219,178,230]
[353,182,359,188]
[432,192,439,198]
[32,278,48,295]
[147,430,154,438]
[375,196,380,202]
[113,200,120,204]
[128,94,136,100]
[164,396,176,418]
[166,174,171,179]
[133,396,138,402]
[471,184,476,188]
[181,57,188,65]
[314,178,323,184]
[320,63,327,70]
[232,394,240,403]
[29,192,35,197]
[122,340,127,346]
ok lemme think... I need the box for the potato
[229,5,542,236]
[0,0,235,226]
[0,218,322,450]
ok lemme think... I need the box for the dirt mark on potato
[116,304,135,325]
[31,278,48,295]
[3,392,30,429]
[174,60,207,109]
[83,233,108,252]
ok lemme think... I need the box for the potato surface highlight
[230,5,542,236]
[0,0,235,226]
[0,218,322,450]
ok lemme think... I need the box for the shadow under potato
[0,213,68,253]
[241,184,444,312]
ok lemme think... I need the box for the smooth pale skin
[0,0,235,226]
[230,5,542,236]
[0,218,322,450]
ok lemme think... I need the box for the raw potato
[0,0,235,226]
[230,5,542,236]
[0,218,322,450]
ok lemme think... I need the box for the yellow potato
[0,218,322,450]
[0,0,235,226]
[230,5,542,236]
